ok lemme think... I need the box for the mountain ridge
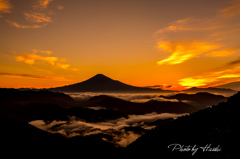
[183,86,236,96]
[160,92,227,109]
[49,74,172,93]
[215,81,240,91]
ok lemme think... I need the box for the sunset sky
[1,0,240,90]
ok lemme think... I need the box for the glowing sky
[1,0,240,89]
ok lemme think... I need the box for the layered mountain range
[1,74,239,158]
[48,74,237,95]
[1,88,239,158]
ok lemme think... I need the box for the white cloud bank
[29,112,187,147]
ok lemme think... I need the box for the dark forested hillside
[126,92,240,158]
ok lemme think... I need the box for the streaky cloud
[24,12,52,23]
[6,20,47,29]
[5,0,62,29]
[219,0,240,17]
[157,41,218,65]
[179,64,240,87]
[227,58,240,66]
[155,0,240,66]
[33,0,53,11]
[12,50,71,70]
[0,72,70,81]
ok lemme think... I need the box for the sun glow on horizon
[1,0,240,89]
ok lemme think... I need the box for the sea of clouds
[66,92,180,103]
[29,112,187,147]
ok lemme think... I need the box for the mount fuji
[49,74,171,93]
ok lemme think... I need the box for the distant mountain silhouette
[49,74,171,93]
[78,95,196,114]
[0,88,75,108]
[0,88,127,122]
[0,88,194,123]
[215,81,240,91]
[13,103,127,122]
[160,92,227,109]
[183,87,236,96]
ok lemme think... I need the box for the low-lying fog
[28,91,229,147]
[67,92,178,102]
[29,112,187,147]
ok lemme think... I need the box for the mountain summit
[84,74,116,83]
[49,74,170,93]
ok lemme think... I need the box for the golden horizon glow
[155,0,240,88]
[179,65,240,88]
[1,0,240,90]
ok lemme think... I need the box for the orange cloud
[226,58,240,66]
[0,0,11,16]
[155,0,240,65]
[217,74,240,78]
[32,49,53,55]
[155,18,221,65]
[24,12,52,23]
[7,20,47,29]
[33,0,53,10]
[155,17,219,35]
[13,50,71,69]
[56,5,64,10]
[56,63,70,69]
[0,72,70,81]
[6,0,62,29]
[220,0,240,17]
[33,67,54,74]
[179,78,212,87]
[15,53,58,65]
[157,41,218,65]
[205,47,240,57]
[179,64,240,88]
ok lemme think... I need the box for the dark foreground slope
[0,113,67,156]
[125,92,240,158]
[0,113,116,157]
